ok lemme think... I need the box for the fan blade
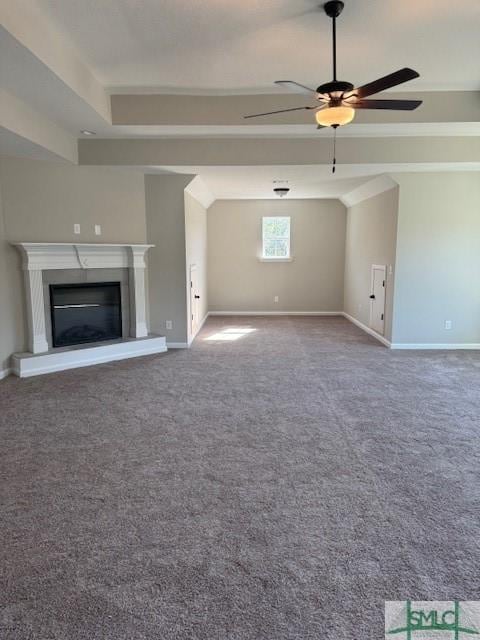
[350,68,420,99]
[349,99,422,110]
[244,106,317,119]
[274,80,317,95]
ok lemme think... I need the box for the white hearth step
[12,335,167,378]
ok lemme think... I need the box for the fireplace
[49,282,122,348]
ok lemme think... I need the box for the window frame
[261,216,292,261]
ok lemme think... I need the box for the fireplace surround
[11,243,167,377]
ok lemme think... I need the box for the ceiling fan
[244,0,422,129]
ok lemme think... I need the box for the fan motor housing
[317,80,354,96]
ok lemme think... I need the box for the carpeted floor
[1,316,479,639]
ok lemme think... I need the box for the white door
[190,264,200,336]
[369,265,386,335]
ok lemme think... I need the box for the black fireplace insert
[49,282,122,348]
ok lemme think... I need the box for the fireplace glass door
[50,282,122,347]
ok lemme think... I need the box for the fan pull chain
[332,124,338,173]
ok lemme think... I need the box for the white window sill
[258,257,294,263]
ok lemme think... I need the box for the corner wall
[0,156,148,370]
[0,176,22,373]
[145,174,194,346]
[343,186,399,342]
[184,191,208,343]
[391,172,480,346]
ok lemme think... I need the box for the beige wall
[0,157,146,243]
[0,156,148,369]
[145,174,194,345]
[208,199,346,312]
[391,172,480,345]
[344,187,399,342]
[0,179,23,372]
[184,191,208,342]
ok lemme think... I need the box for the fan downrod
[323,1,344,19]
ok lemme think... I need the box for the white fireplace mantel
[13,243,154,355]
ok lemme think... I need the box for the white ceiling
[35,0,480,92]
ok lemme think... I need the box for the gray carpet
[1,316,479,639]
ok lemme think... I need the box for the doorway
[369,265,386,335]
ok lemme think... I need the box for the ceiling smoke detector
[273,181,290,197]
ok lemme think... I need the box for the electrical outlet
[94,224,102,236]
[445,320,452,330]
[274,296,279,303]
[74,223,81,234]
[166,320,173,330]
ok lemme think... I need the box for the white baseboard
[342,312,392,348]
[0,368,12,380]
[167,342,189,349]
[187,312,209,346]
[12,336,167,378]
[208,311,343,316]
[390,343,480,350]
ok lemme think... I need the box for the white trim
[340,175,398,207]
[188,312,209,346]
[13,243,154,272]
[208,311,343,316]
[258,257,294,263]
[167,342,189,348]
[390,343,480,350]
[342,312,392,348]
[12,336,167,378]
[369,264,387,337]
[0,368,12,380]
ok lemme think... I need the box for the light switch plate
[74,223,80,234]
[166,320,173,330]
[94,224,101,236]
[445,320,452,330]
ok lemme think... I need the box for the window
[262,216,291,259]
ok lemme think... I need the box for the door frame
[369,264,387,335]
[189,263,198,337]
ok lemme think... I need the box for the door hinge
[190,281,193,288]
[381,313,384,320]
[382,280,385,287]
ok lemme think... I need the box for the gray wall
[145,174,194,345]
[0,156,148,369]
[184,191,208,342]
[207,199,346,312]
[344,187,399,342]
[391,172,480,345]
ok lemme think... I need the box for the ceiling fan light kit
[316,105,355,127]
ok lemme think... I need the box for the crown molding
[340,175,398,207]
